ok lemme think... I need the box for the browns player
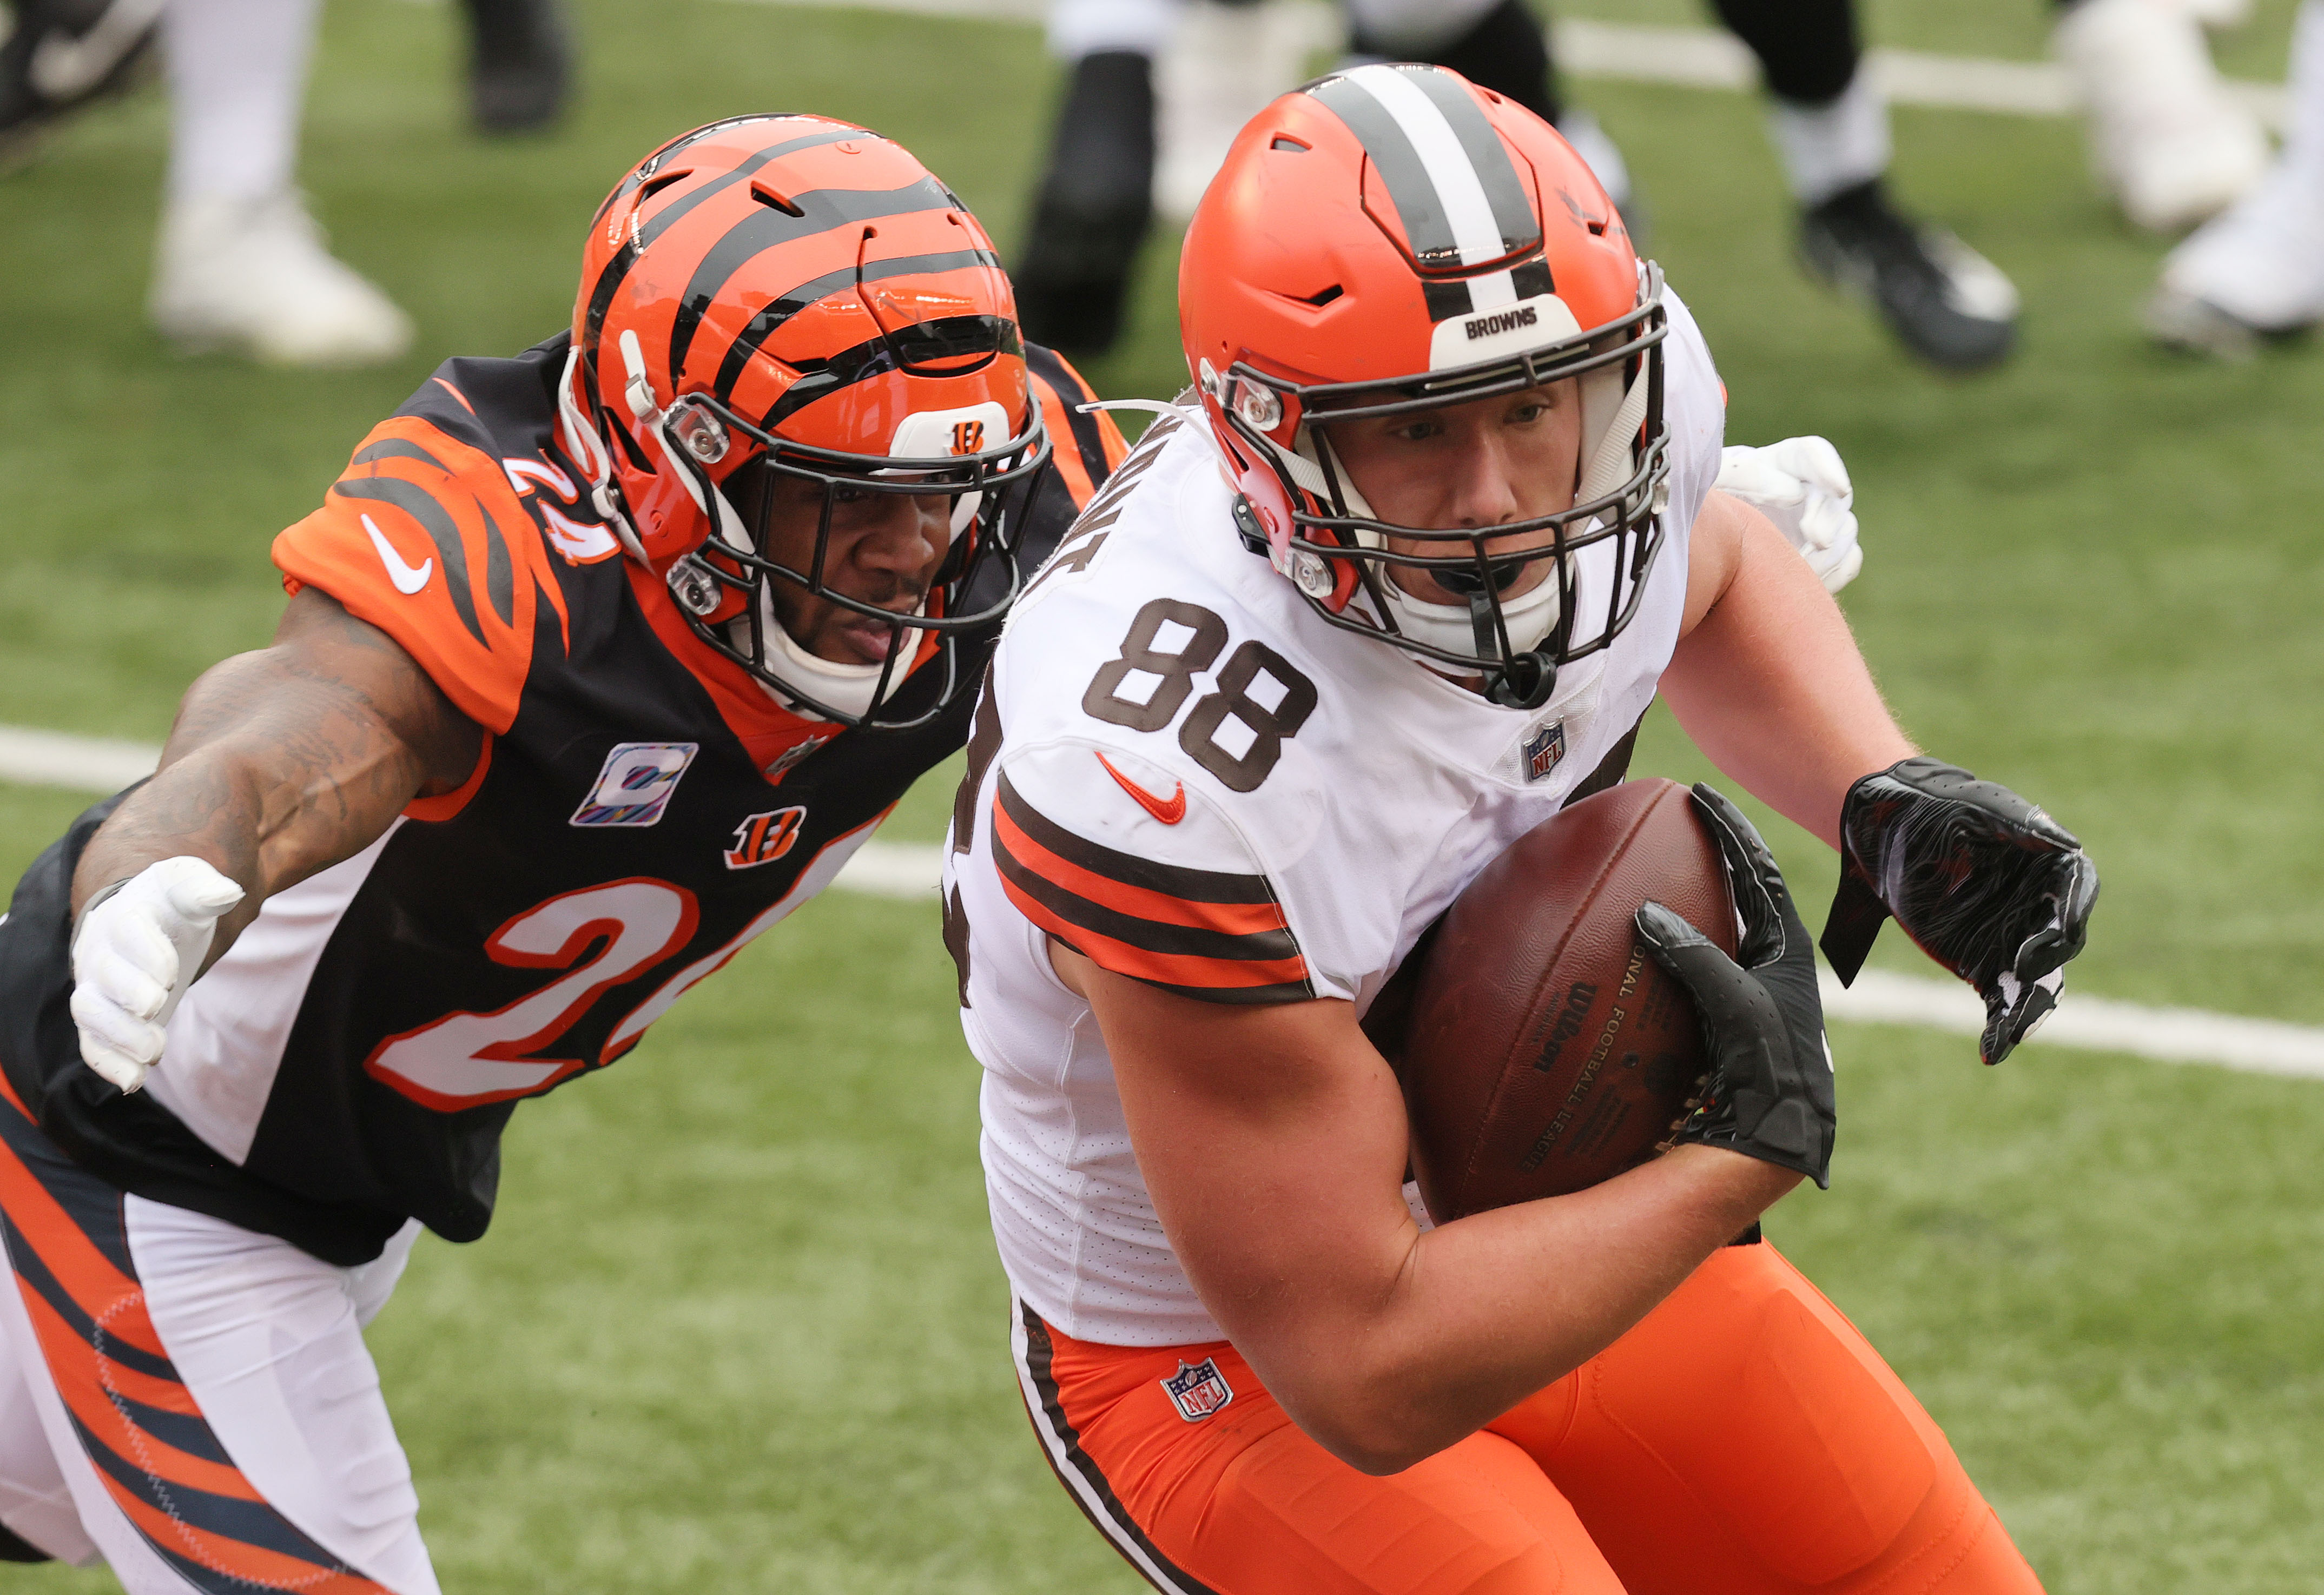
[946,66,2095,1593]
[0,116,1123,1586]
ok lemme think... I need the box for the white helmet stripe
[1338,64,1517,272]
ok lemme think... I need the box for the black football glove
[1821,757,2099,1065]
[1633,785,1836,1190]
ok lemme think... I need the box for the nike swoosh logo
[363,514,434,595]
[28,0,166,100]
[1096,751,1186,825]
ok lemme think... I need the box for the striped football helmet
[1180,64,1669,711]
[566,115,1051,729]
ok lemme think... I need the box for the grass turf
[6,0,2324,1588]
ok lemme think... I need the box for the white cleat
[150,190,414,367]
[2148,161,2324,353]
[1154,0,1328,222]
[2056,0,2270,233]
[1554,108,1633,215]
[2180,0,2253,30]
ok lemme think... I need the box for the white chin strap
[1575,353,1650,508]
[736,580,918,723]
[1379,568,1564,664]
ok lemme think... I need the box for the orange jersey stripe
[991,799,1293,942]
[0,1149,168,1364]
[19,1292,270,1506]
[1032,371,1099,509]
[998,871,1312,992]
[0,1096,400,1591]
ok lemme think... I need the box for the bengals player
[947,67,2095,1593]
[0,117,1123,1586]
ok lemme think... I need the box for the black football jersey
[0,332,1122,1265]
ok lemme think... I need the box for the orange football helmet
[564,115,1051,728]
[1179,64,1669,710]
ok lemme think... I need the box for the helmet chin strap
[1306,427,1567,680]
[734,579,895,722]
[1576,351,1650,507]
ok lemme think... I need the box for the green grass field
[5,1,2324,1589]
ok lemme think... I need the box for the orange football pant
[1013,1241,2043,1595]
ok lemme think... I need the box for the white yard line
[9,724,2320,1078]
[713,0,2290,130]
[0,726,172,794]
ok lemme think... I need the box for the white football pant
[0,1149,434,1595]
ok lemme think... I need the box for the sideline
[717,0,2291,129]
[6,724,2319,1080]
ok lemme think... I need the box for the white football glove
[69,857,244,1094]
[1715,436,1863,594]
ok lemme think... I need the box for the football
[1395,778,1739,1222]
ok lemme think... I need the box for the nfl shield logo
[1522,720,1567,784]
[1160,1358,1234,1422]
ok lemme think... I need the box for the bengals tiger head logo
[950,419,986,456]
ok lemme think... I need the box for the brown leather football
[1396,778,1739,1221]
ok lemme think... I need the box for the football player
[2147,0,2324,354]
[1015,0,2024,370]
[948,67,2096,1593]
[0,116,1125,1586]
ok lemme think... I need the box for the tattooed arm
[71,587,483,974]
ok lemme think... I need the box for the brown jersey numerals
[1082,599,1318,792]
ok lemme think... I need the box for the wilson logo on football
[1161,1357,1234,1422]
[724,806,807,870]
[950,419,986,455]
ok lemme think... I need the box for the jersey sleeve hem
[272,417,561,735]
[989,764,1317,1005]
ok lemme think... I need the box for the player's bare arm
[63,588,481,1091]
[1058,942,1795,1474]
[1663,486,1916,846]
[72,586,480,939]
[1668,488,2098,1061]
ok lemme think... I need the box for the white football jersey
[946,290,1726,1347]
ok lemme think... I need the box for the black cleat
[1013,50,1156,360]
[458,0,572,135]
[0,1519,53,1562]
[0,0,163,174]
[1798,178,2019,372]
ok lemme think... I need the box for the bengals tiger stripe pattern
[991,770,1314,1004]
[0,1076,393,1594]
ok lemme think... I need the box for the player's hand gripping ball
[69,857,245,1094]
[1634,785,1836,1188]
[1821,756,2099,1064]
[1396,778,1769,1221]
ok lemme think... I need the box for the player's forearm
[1662,515,1912,847]
[1248,1149,1794,1475]
[72,651,438,965]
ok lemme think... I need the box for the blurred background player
[0,0,571,366]
[2147,0,2324,353]
[2054,0,2270,236]
[1014,0,2024,371]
